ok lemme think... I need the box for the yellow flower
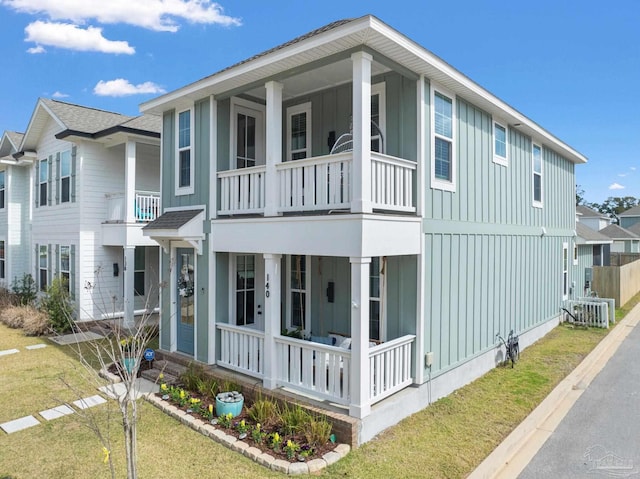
[102,447,110,464]
[119,339,127,347]
[273,432,280,442]
[208,404,213,414]
[159,373,164,380]
[179,390,185,399]
[160,383,167,391]
[190,397,200,404]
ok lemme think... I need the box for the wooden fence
[593,258,640,307]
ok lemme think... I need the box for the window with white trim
[431,85,456,191]
[573,243,578,266]
[176,109,194,194]
[0,240,5,280]
[60,150,71,203]
[134,247,145,296]
[371,83,386,153]
[235,254,255,326]
[60,245,70,292]
[39,245,47,291]
[369,256,386,342]
[287,255,310,334]
[39,159,48,206]
[532,143,543,206]
[0,170,5,209]
[287,102,311,161]
[493,121,508,166]
[562,243,569,299]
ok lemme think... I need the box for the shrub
[11,273,36,306]
[41,277,73,333]
[21,306,50,336]
[0,287,16,308]
[0,305,25,328]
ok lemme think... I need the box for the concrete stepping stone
[99,378,159,400]
[49,331,104,345]
[73,395,107,410]
[25,344,47,350]
[0,348,19,357]
[39,405,74,421]
[0,415,40,434]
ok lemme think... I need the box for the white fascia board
[21,100,66,151]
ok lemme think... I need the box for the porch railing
[217,323,265,378]
[563,299,610,328]
[277,153,351,212]
[274,336,351,405]
[105,191,160,223]
[369,335,415,404]
[216,152,415,216]
[218,166,266,215]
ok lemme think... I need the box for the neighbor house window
[287,103,311,161]
[60,150,71,203]
[431,85,456,191]
[134,247,145,296]
[562,243,569,299]
[369,256,385,342]
[287,255,310,334]
[573,243,578,266]
[39,245,47,291]
[532,143,543,206]
[0,240,5,280]
[0,170,5,209]
[176,109,193,194]
[235,254,255,326]
[39,159,48,206]
[493,121,508,166]
[60,245,70,292]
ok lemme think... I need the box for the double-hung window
[287,103,311,161]
[369,256,385,342]
[176,109,193,194]
[39,245,47,291]
[532,143,543,206]
[431,85,456,191]
[39,159,48,206]
[493,121,508,166]
[0,170,5,209]
[562,243,569,299]
[60,150,71,203]
[371,83,386,153]
[60,245,70,291]
[287,255,310,334]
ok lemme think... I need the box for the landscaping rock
[334,443,351,456]
[322,451,342,466]
[288,462,309,475]
[306,458,327,474]
[257,453,275,468]
[271,459,290,473]
[244,447,262,461]
[231,440,249,453]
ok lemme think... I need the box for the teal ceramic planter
[215,392,244,417]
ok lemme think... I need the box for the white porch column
[263,253,282,389]
[124,140,136,223]
[351,51,373,214]
[123,246,135,329]
[349,256,371,418]
[265,81,283,217]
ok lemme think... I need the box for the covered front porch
[213,252,418,418]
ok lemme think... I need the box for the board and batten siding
[421,82,576,376]
[8,166,32,285]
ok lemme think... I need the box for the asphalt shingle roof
[576,205,606,218]
[576,223,612,243]
[599,223,639,240]
[143,209,204,231]
[6,131,24,149]
[619,205,640,217]
[42,98,132,134]
[120,115,161,135]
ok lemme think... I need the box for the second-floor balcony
[218,151,416,217]
[106,191,161,223]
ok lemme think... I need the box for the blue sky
[0,0,638,204]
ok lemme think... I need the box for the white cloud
[631,167,637,171]
[52,91,69,98]
[618,173,627,177]
[27,44,45,53]
[94,79,166,97]
[609,183,625,190]
[25,21,135,54]
[2,0,241,32]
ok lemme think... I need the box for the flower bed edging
[144,393,351,475]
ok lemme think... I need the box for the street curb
[468,307,640,479]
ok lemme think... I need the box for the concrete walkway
[470,303,640,479]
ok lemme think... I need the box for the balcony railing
[217,152,416,216]
[369,334,415,404]
[105,191,160,223]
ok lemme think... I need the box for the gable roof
[619,205,640,217]
[0,131,24,158]
[576,205,607,218]
[575,223,613,245]
[599,224,639,241]
[143,208,204,230]
[20,98,160,151]
[141,14,587,165]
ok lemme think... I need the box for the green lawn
[0,308,619,478]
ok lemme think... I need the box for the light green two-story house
[142,15,586,444]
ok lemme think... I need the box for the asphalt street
[519,322,640,478]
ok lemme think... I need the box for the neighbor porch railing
[217,323,264,378]
[216,152,416,216]
[274,336,351,405]
[369,334,415,404]
[105,190,160,223]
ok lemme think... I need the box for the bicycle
[496,330,520,368]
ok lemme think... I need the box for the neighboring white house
[598,223,640,254]
[5,98,162,323]
[576,205,612,231]
[142,15,587,444]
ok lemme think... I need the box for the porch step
[140,367,180,386]
[145,359,187,381]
